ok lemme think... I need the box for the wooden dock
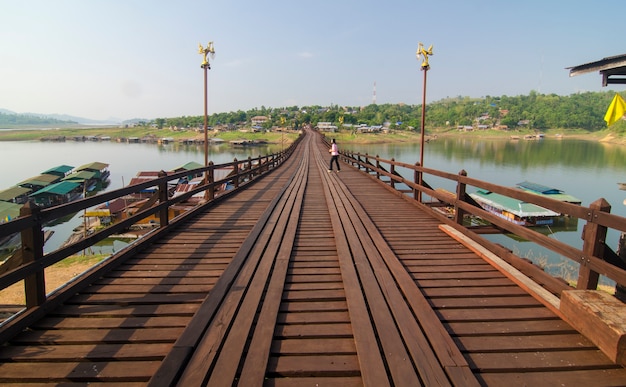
[0,131,625,385]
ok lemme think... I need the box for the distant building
[251,116,269,126]
[316,122,337,132]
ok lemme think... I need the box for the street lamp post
[198,42,215,195]
[416,42,433,202]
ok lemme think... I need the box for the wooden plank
[271,338,357,354]
[236,153,310,384]
[561,290,626,365]
[468,349,621,370]
[439,224,562,315]
[269,376,362,387]
[445,320,577,335]
[0,343,171,361]
[454,333,597,351]
[268,354,361,377]
[0,361,160,382]
[329,165,476,387]
[479,368,626,386]
[11,327,185,344]
[319,155,396,387]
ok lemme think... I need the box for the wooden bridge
[1,129,626,385]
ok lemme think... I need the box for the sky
[1,0,624,122]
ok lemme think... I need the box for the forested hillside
[0,112,76,127]
[159,91,625,133]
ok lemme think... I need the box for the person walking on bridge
[328,138,340,172]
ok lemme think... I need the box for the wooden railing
[339,149,626,296]
[0,136,301,313]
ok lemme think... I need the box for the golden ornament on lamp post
[416,42,433,202]
[198,41,215,194]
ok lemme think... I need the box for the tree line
[157,90,625,134]
[3,90,624,133]
[0,113,76,127]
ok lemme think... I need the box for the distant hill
[0,109,124,127]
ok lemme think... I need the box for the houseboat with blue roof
[515,181,582,204]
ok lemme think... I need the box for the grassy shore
[324,126,626,145]
[0,126,300,145]
[0,125,624,145]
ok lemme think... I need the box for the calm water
[1,136,625,284]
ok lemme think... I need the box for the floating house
[29,181,83,208]
[41,165,74,179]
[75,162,110,182]
[515,181,582,205]
[172,161,204,182]
[17,173,61,191]
[0,186,32,204]
[470,189,560,226]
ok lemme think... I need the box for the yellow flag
[604,93,626,126]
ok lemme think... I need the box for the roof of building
[18,174,60,187]
[42,165,74,175]
[30,181,81,196]
[174,161,204,171]
[0,186,32,201]
[76,162,109,172]
[63,170,97,182]
[516,181,582,204]
[567,53,626,86]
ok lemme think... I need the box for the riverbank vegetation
[2,91,625,144]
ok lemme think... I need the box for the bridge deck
[0,131,625,385]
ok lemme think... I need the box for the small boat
[618,182,626,191]
[470,189,560,226]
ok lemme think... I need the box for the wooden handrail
[0,136,303,309]
[340,149,626,291]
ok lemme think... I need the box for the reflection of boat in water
[506,215,579,241]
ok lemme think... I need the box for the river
[1,135,625,285]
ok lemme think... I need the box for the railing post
[577,198,611,290]
[390,159,396,189]
[365,153,370,174]
[158,170,169,227]
[375,155,381,180]
[414,162,422,202]
[616,232,626,301]
[233,158,239,189]
[455,169,467,225]
[20,201,46,308]
[207,161,215,200]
